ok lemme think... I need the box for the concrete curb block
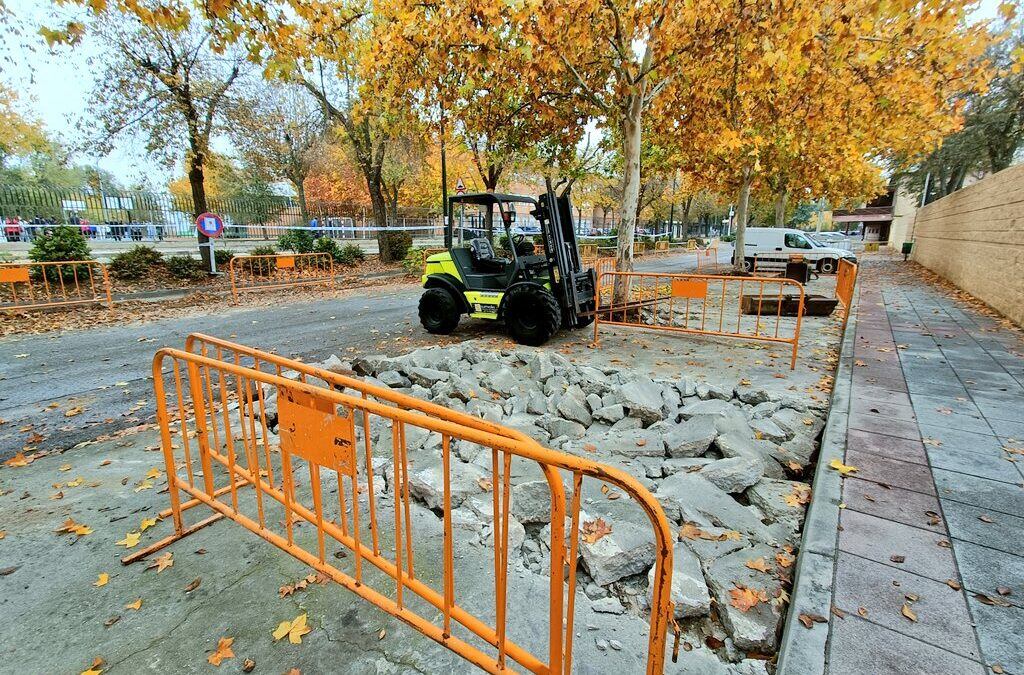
[776,305,857,675]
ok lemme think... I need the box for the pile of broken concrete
[295,341,825,671]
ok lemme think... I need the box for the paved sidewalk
[818,260,1024,674]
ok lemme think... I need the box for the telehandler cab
[418,180,596,346]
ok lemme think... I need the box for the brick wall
[911,164,1024,327]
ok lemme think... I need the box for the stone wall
[911,164,1024,327]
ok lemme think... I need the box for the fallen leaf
[125,598,143,610]
[857,606,868,618]
[997,586,1012,596]
[145,467,161,480]
[583,443,597,453]
[65,406,84,417]
[134,480,154,493]
[207,636,235,666]
[59,463,72,472]
[798,613,827,628]
[901,603,918,622]
[635,438,647,447]
[184,577,202,593]
[945,579,962,591]
[104,616,120,628]
[273,614,312,644]
[139,517,158,532]
[582,518,613,544]
[729,585,768,612]
[776,552,795,568]
[56,518,93,536]
[890,555,906,563]
[146,552,173,573]
[979,515,994,523]
[974,593,1012,607]
[476,477,492,491]
[829,459,859,476]
[80,656,104,675]
[3,452,30,468]
[67,477,84,487]
[745,557,771,573]
[377,628,386,640]
[242,658,256,673]
[116,532,141,549]
[93,573,109,587]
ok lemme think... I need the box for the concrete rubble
[259,340,826,670]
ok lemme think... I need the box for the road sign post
[195,212,225,275]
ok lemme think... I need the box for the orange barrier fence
[694,246,720,273]
[594,272,806,369]
[836,258,858,330]
[130,334,677,674]
[228,253,335,302]
[0,260,112,312]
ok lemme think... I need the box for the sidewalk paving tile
[953,538,1024,609]
[933,468,1024,516]
[827,616,986,675]
[848,413,921,441]
[925,444,1022,483]
[841,478,944,531]
[965,597,1024,674]
[846,429,929,465]
[844,448,936,494]
[838,510,958,582]
[833,553,980,659]
[917,424,1005,454]
[943,500,1024,557]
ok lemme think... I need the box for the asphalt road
[0,248,731,461]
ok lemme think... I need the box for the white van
[732,227,857,273]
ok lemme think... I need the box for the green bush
[0,250,14,264]
[338,243,366,266]
[165,255,207,280]
[311,237,341,262]
[247,245,278,276]
[277,229,315,254]
[28,226,92,281]
[380,231,412,261]
[109,245,164,280]
[403,247,426,276]
[721,234,736,243]
[214,249,235,266]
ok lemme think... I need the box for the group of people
[1,215,167,242]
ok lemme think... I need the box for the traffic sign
[455,178,466,194]
[195,212,224,238]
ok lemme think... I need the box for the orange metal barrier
[836,258,858,330]
[594,272,806,369]
[694,246,720,273]
[228,253,335,302]
[130,334,677,674]
[0,260,112,312]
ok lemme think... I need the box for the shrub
[277,229,315,254]
[380,231,412,261]
[247,244,278,276]
[165,255,207,280]
[403,247,426,276]
[28,226,92,281]
[0,250,14,264]
[721,234,736,243]
[311,237,342,262]
[214,249,236,266]
[109,245,164,280]
[338,243,366,266]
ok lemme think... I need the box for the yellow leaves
[729,584,768,612]
[139,517,159,532]
[678,523,742,542]
[901,603,917,622]
[134,480,154,493]
[273,613,312,644]
[93,573,109,587]
[0,530,5,540]
[207,637,235,666]
[124,598,143,611]
[829,459,859,476]
[784,485,812,507]
[581,518,613,544]
[146,552,173,572]
[59,463,72,472]
[4,452,31,468]
[56,518,93,536]
[65,406,84,417]
[145,467,162,480]
[80,656,105,675]
[116,532,141,549]
[776,551,795,568]
[67,477,84,488]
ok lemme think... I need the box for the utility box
[902,241,914,260]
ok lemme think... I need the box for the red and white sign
[195,212,224,238]
[455,178,466,195]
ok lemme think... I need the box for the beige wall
[888,183,918,251]
[911,163,1024,327]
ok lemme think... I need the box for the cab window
[784,233,812,249]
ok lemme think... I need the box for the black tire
[504,285,561,346]
[743,257,755,273]
[818,257,838,274]
[418,287,461,335]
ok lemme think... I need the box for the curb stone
[776,301,858,675]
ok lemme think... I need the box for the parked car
[732,227,857,273]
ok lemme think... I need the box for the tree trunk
[188,152,213,273]
[294,178,309,225]
[733,167,753,273]
[613,94,643,304]
[367,180,391,262]
[773,188,787,227]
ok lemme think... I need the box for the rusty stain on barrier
[129,333,677,674]
[228,253,334,303]
[0,260,113,311]
[594,271,806,369]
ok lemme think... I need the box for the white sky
[1,0,1009,192]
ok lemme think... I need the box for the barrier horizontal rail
[594,271,806,369]
[835,258,858,331]
[0,260,113,312]
[228,253,335,303]
[131,334,677,674]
